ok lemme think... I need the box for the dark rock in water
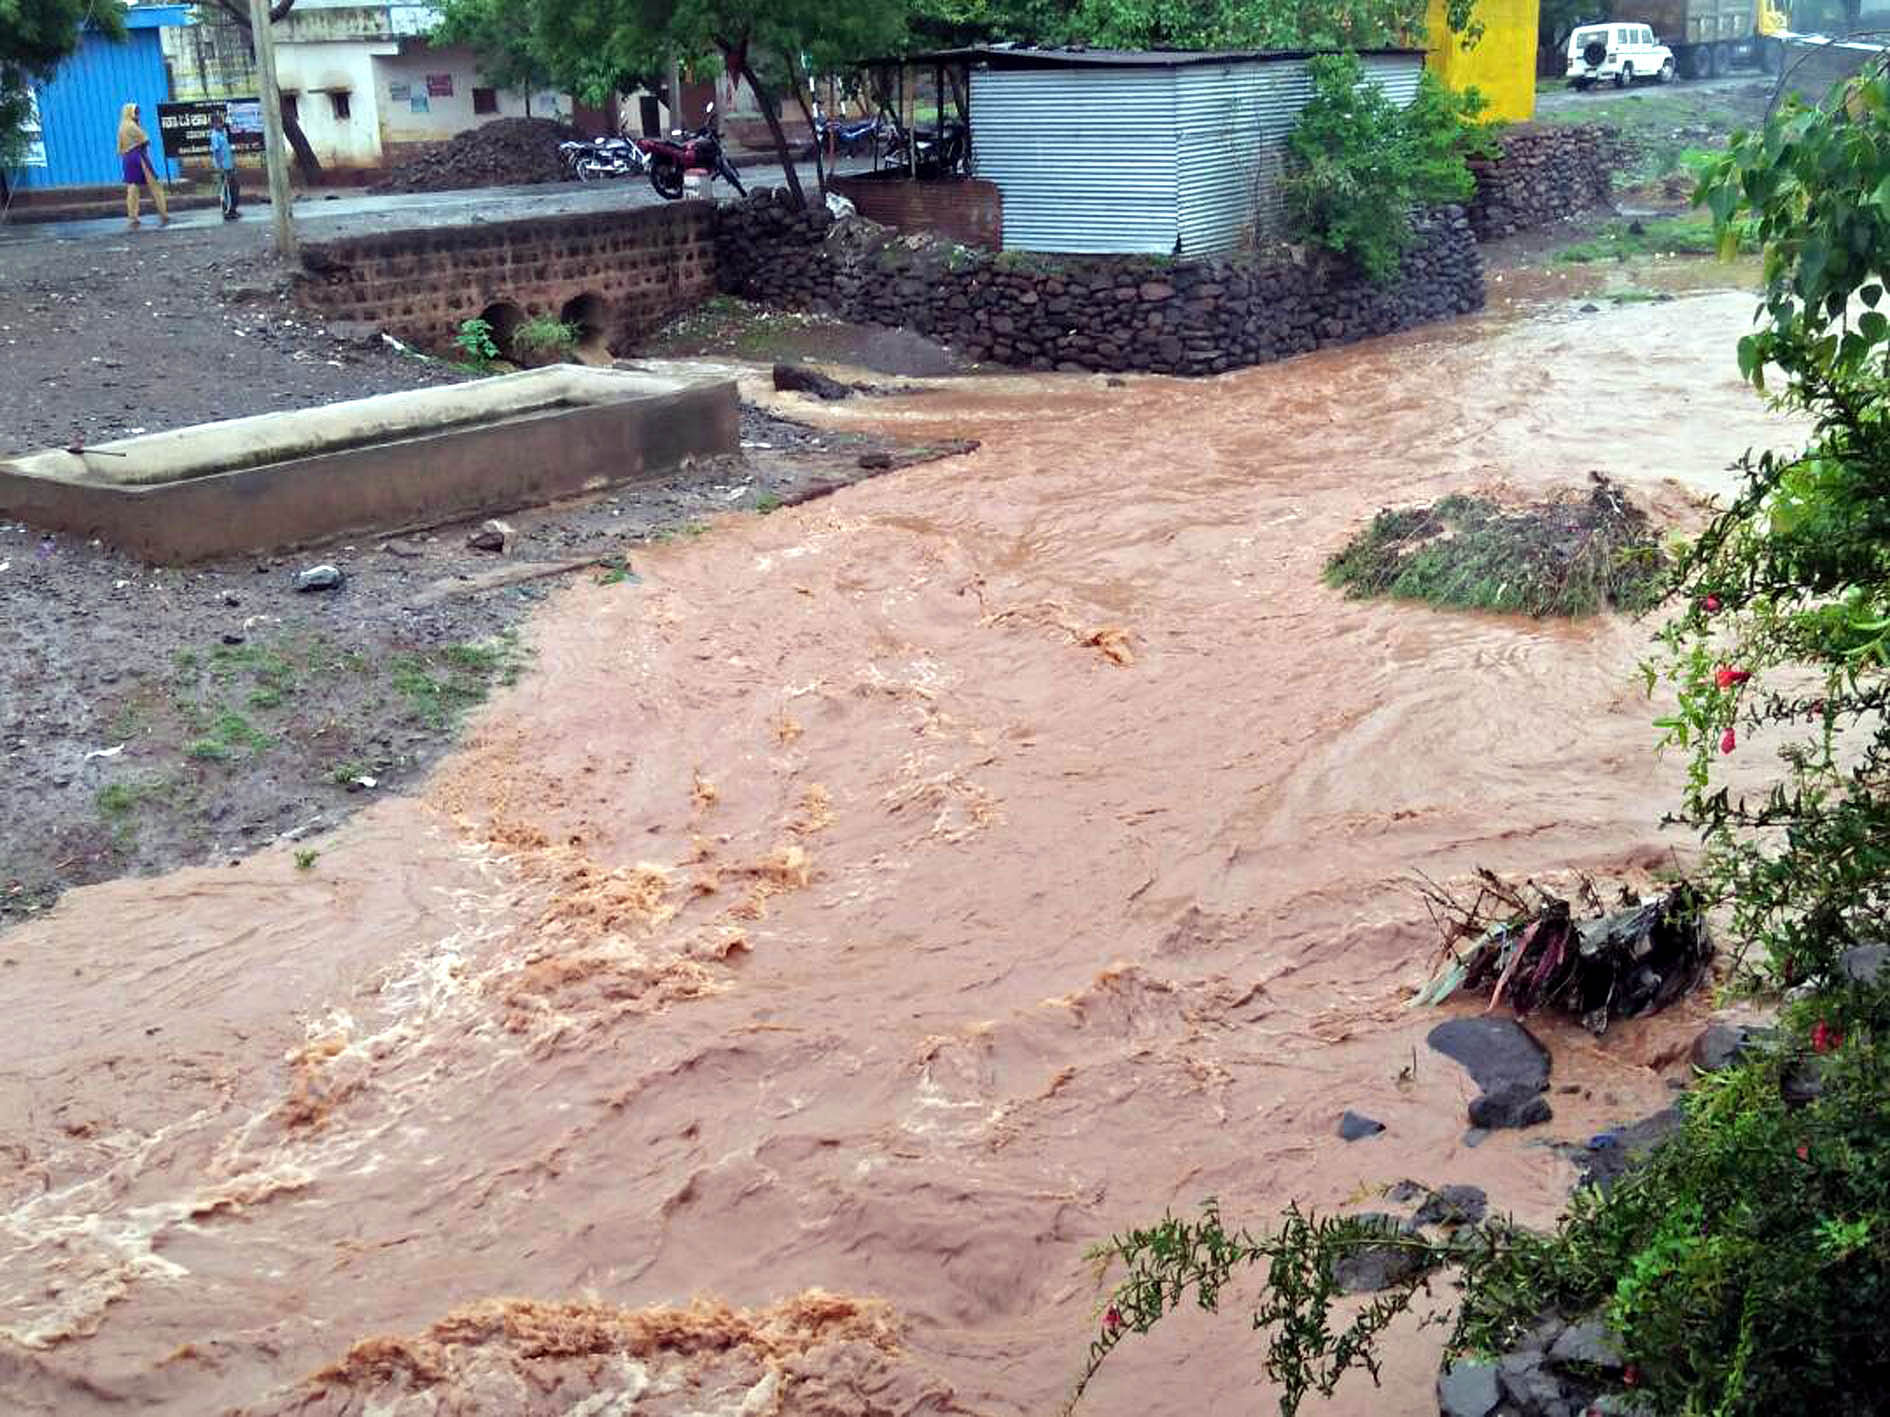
[1565,1106,1681,1189]
[1579,302,1601,313]
[1415,1184,1488,1227]
[1469,1082,1553,1130]
[1436,1359,1502,1417]
[1386,1178,1428,1204]
[1429,1017,1551,1095]
[857,450,894,469]
[1691,1022,1771,1072]
[1840,942,1888,985]
[1550,1317,1624,1372]
[1782,1056,1824,1107]
[1462,1126,1489,1148]
[1333,1213,1424,1293]
[1338,1110,1385,1141]
[772,362,854,400]
[1498,1350,1566,1411]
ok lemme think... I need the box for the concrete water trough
[0,365,739,563]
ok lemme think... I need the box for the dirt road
[0,286,1792,1415]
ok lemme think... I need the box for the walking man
[209,110,240,220]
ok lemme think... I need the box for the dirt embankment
[371,118,578,194]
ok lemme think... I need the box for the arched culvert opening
[471,300,525,364]
[559,292,613,364]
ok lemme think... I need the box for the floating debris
[1412,869,1711,1033]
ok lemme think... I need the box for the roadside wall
[1467,123,1623,239]
[296,203,718,355]
[715,193,1482,377]
[827,174,1005,251]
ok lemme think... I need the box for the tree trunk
[742,63,805,209]
[789,73,826,200]
[281,106,322,184]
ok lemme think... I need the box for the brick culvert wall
[1467,123,1626,240]
[295,203,719,358]
[714,192,1484,377]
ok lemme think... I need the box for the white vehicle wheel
[1615,63,1632,88]
[1659,58,1675,83]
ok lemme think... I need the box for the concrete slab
[0,365,738,563]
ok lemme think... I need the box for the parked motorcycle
[803,105,885,162]
[558,134,648,182]
[877,118,969,178]
[634,103,746,201]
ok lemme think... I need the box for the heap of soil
[372,118,579,194]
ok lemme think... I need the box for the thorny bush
[1070,64,1890,1417]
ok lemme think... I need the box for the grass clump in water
[1324,477,1666,617]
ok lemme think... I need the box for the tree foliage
[1071,59,1890,1417]
[911,0,1477,51]
[1283,53,1492,283]
[430,0,556,106]
[0,0,125,172]
[531,0,907,205]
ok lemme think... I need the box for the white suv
[1566,23,1676,88]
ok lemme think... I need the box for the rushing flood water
[1,292,1789,1415]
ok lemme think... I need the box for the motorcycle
[803,104,884,162]
[877,118,970,178]
[558,134,647,182]
[634,102,746,201]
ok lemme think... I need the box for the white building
[160,1,573,173]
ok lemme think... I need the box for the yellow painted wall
[1426,0,1540,123]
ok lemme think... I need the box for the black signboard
[156,99,267,160]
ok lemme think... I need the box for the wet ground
[0,285,1796,1415]
[0,401,896,927]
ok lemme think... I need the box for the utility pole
[248,0,297,260]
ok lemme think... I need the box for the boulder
[1839,942,1888,985]
[1332,1213,1425,1293]
[1415,1184,1488,1227]
[1468,1083,1553,1130]
[772,362,854,400]
[1428,1017,1551,1095]
[1337,1110,1386,1141]
[1436,1360,1502,1417]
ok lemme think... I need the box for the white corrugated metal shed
[960,47,1424,256]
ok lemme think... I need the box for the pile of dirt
[1324,473,1666,617]
[372,118,579,194]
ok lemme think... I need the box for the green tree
[430,0,556,114]
[1,0,126,190]
[1283,53,1491,283]
[533,0,907,207]
[910,0,1477,52]
[200,0,326,182]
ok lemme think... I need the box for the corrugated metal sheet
[971,66,1180,255]
[13,9,185,190]
[974,53,1424,256]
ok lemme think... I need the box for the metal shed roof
[873,45,1426,69]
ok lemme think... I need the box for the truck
[1640,0,1791,78]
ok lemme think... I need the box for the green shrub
[511,315,579,357]
[1283,55,1496,283]
[453,316,500,364]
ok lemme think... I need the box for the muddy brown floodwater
[0,290,1789,1417]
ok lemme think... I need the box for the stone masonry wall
[715,193,1483,378]
[296,203,718,355]
[1467,123,1624,240]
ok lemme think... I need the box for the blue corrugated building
[9,5,191,191]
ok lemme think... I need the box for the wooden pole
[248,0,296,260]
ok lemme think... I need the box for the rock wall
[1467,123,1624,240]
[715,194,1483,378]
[296,203,718,356]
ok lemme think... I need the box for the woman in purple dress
[116,103,169,229]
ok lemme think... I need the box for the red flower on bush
[1703,594,1722,612]
[1721,728,1738,754]
[1104,1305,1123,1334]
[1623,1364,1640,1387]
[1813,1020,1842,1054]
[1797,1143,1811,1162]
[1715,666,1752,689]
